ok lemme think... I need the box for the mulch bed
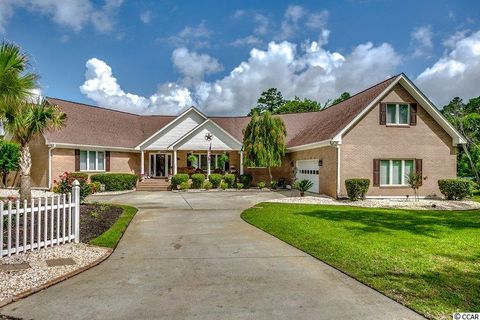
[79,204,123,243]
[2,203,123,249]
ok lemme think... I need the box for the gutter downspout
[48,144,56,190]
[330,141,341,199]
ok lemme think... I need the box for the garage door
[295,160,319,193]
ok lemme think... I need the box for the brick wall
[340,84,457,197]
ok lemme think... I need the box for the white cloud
[80,39,401,116]
[231,35,262,47]
[277,5,330,45]
[165,21,212,48]
[0,0,123,34]
[139,10,152,24]
[171,48,223,84]
[411,25,434,57]
[416,29,480,106]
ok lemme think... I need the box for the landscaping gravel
[0,243,109,303]
[0,189,54,200]
[269,196,480,210]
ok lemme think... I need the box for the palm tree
[0,42,66,200]
[1,99,66,200]
[242,110,287,183]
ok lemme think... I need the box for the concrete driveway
[1,191,423,320]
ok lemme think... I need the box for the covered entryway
[149,153,172,177]
[296,160,320,193]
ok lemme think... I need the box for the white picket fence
[0,180,81,257]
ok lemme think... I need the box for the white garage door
[296,160,319,193]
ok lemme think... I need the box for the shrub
[224,173,236,188]
[0,140,20,187]
[179,181,190,190]
[90,173,138,191]
[203,180,213,190]
[208,173,223,188]
[239,174,252,188]
[220,181,228,190]
[236,182,244,189]
[295,179,313,197]
[345,178,370,201]
[270,180,278,189]
[438,179,474,200]
[191,173,205,189]
[54,172,92,203]
[257,181,266,189]
[171,173,189,189]
[91,181,102,193]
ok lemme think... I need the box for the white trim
[386,103,410,125]
[333,74,466,145]
[336,145,341,198]
[47,142,137,152]
[286,140,332,152]
[48,144,56,190]
[168,119,242,150]
[79,150,106,172]
[149,152,172,177]
[135,107,207,150]
[379,159,414,186]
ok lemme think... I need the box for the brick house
[11,73,465,198]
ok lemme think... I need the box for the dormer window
[386,103,409,125]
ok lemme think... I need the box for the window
[386,104,409,125]
[188,153,228,170]
[380,160,414,186]
[80,150,105,171]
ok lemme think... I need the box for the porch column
[173,149,178,175]
[140,150,145,175]
[239,151,244,175]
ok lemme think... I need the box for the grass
[89,204,138,248]
[472,190,480,202]
[241,203,480,319]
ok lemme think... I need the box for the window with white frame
[187,153,228,170]
[380,159,414,186]
[80,150,105,171]
[386,103,409,125]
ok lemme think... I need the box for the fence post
[72,180,81,243]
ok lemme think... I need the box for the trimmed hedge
[191,173,205,189]
[239,174,252,188]
[345,178,370,201]
[208,173,223,188]
[224,173,236,188]
[203,180,213,190]
[438,179,474,200]
[179,181,190,190]
[171,173,189,189]
[90,173,138,191]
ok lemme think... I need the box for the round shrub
[270,180,278,189]
[54,172,92,203]
[171,173,189,189]
[438,179,474,200]
[224,173,236,188]
[345,178,370,201]
[203,180,213,190]
[90,173,138,191]
[191,173,205,189]
[236,182,244,189]
[239,174,253,188]
[257,181,266,189]
[179,181,190,190]
[208,173,223,188]
[220,181,228,190]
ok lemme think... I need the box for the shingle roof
[45,75,398,149]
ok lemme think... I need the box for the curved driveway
[1,191,423,320]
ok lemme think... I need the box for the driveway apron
[1,191,424,320]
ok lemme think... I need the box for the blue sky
[1,0,480,115]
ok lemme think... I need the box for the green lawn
[89,205,138,248]
[241,203,480,319]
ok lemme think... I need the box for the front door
[150,153,171,177]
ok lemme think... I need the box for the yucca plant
[295,179,313,197]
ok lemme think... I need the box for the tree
[272,97,321,114]
[0,139,20,187]
[331,92,351,106]
[442,96,480,182]
[407,171,422,201]
[1,99,66,200]
[242,111,287,183]
[248,88,284,115]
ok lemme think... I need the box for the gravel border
[268,196,480,210]
[0,243,110,306]
[0,189,54,199]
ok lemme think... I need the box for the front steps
[136,178,171,191]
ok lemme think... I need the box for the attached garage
[295,160,320,193]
